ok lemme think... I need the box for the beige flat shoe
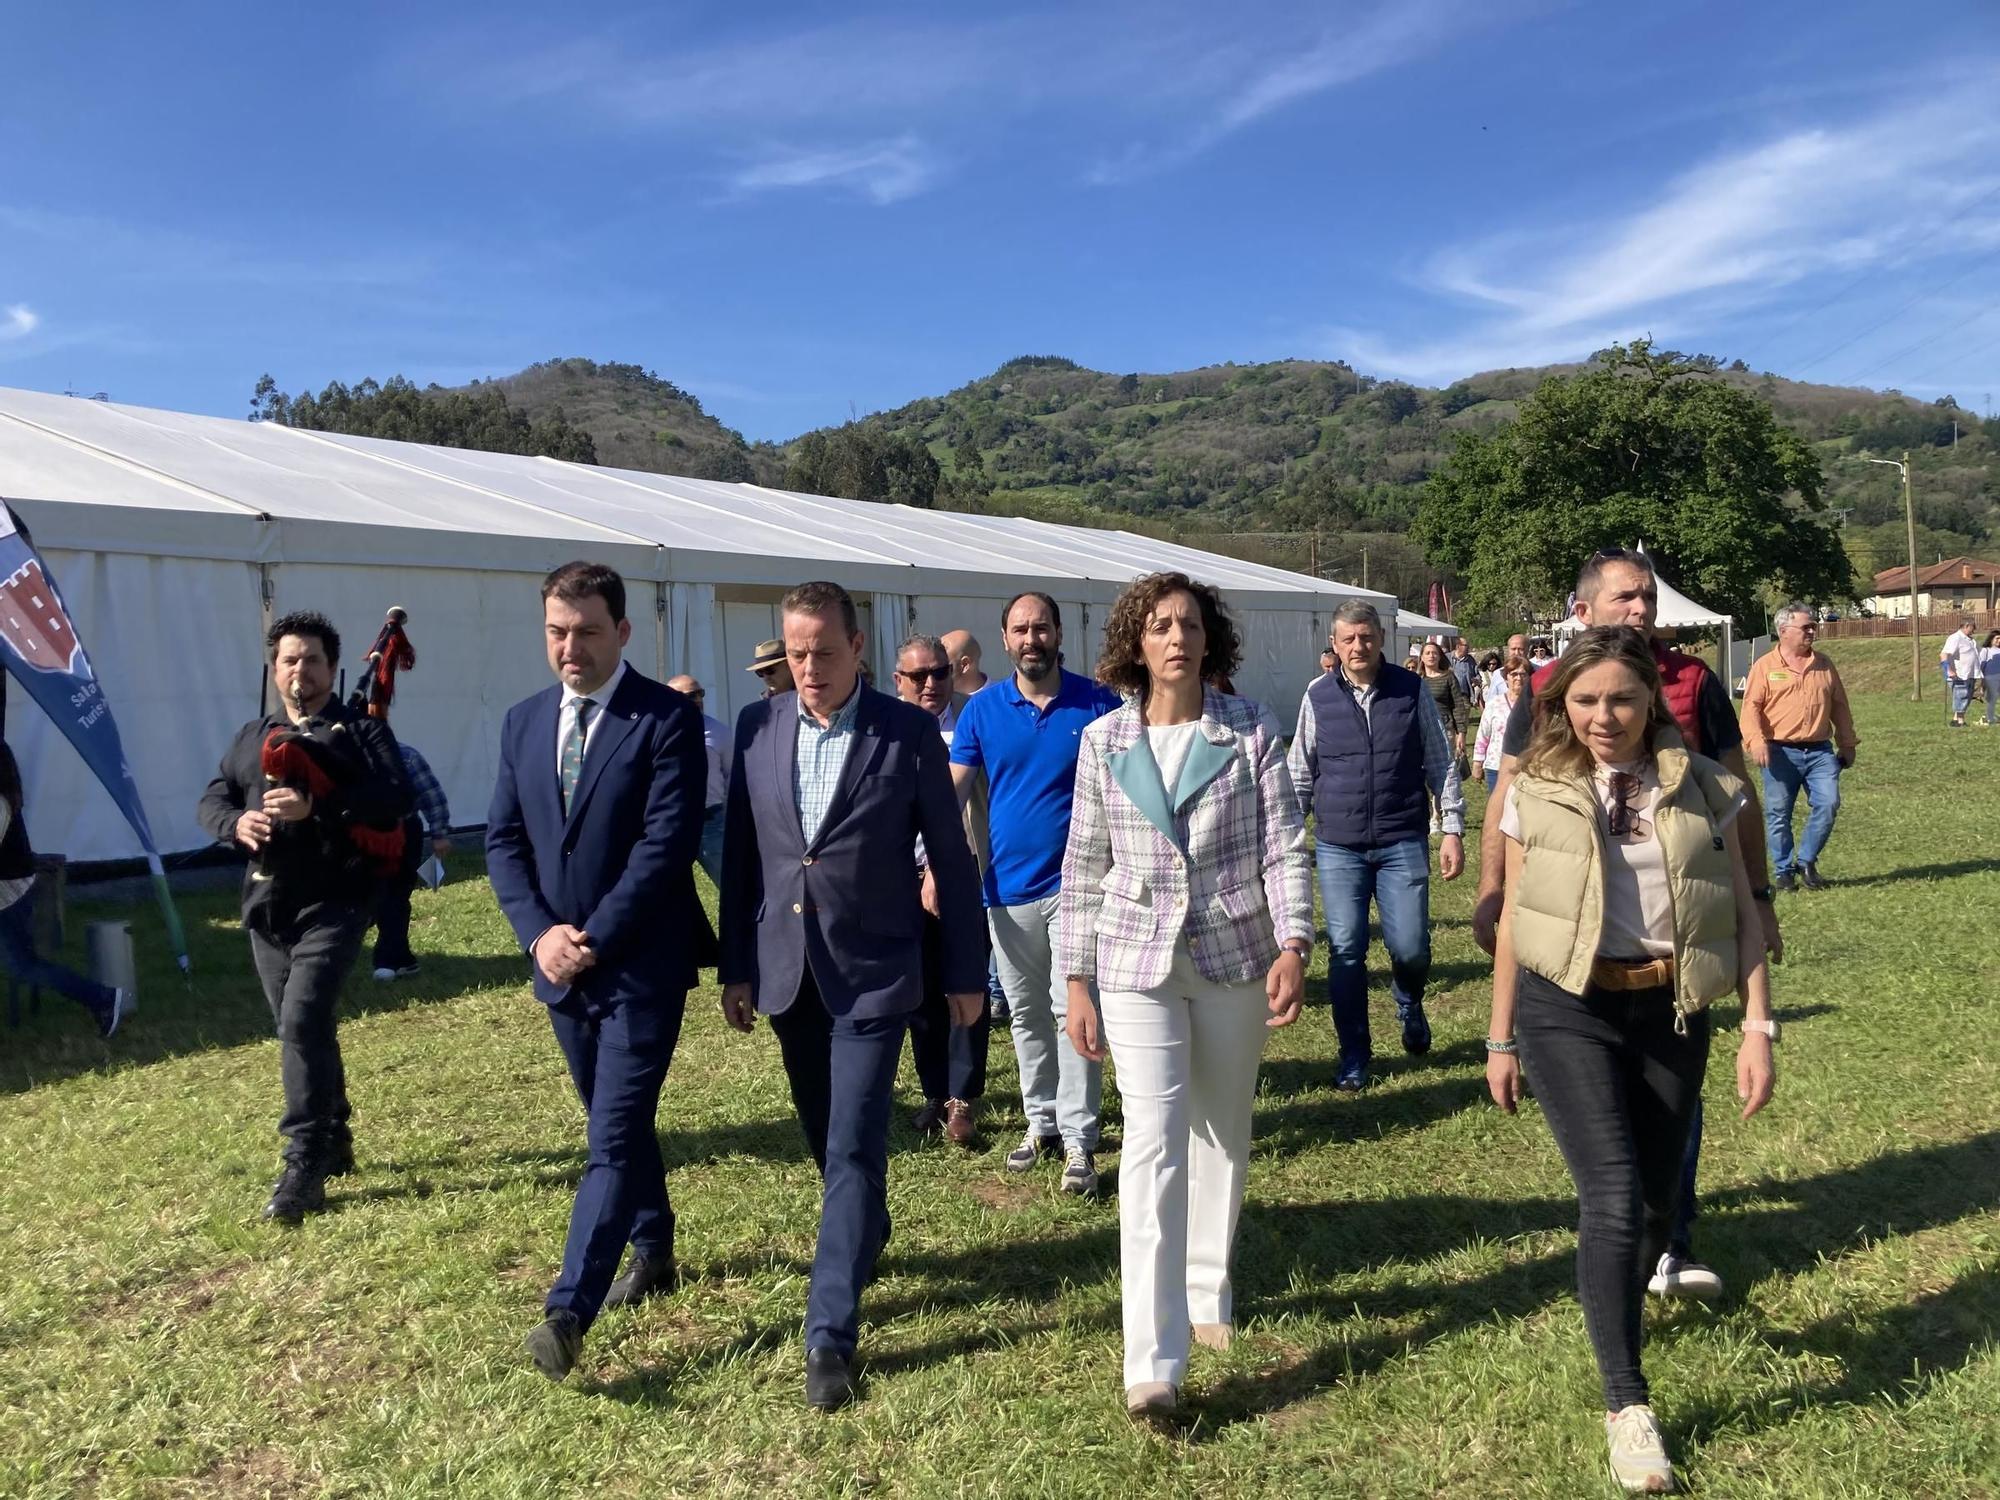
[1192,1322,1233,1351]
[1126,1381,1178,1425]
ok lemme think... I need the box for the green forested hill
[477,358,785,485]
[450,351,1999,601]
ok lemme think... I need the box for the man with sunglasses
[668,675,731,888]
[746,638,795,698]
[1475,546,1780,1305]
[892,635,991,1146]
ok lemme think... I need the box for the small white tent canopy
[0,386,1393,860]
[1553,550,1735,686]
[1393,608,1460,661]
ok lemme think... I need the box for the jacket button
[802,856,815,866]
[792,902,803,914]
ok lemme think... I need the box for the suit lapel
[809,686,881,852]
[770,691,805,847]
[1106,730,1179,848]
[563,672,641,831]
[1173,730,1238,814]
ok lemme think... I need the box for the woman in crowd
[1057,571,1311,1426]
[1473,654,1530,792]
[1419,641,1469,831]
[0,744,130,1038]
[1478,650,1504,701]
[1485,626,1775,1493]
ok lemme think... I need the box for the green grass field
[2,687,1996,1498]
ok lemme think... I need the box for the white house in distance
[1866,557,2000,617]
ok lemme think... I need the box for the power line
[1913,324,2000,388]
[1757,181,2000,363]
[1789,245,2000,377]
[1846,301,2000,385]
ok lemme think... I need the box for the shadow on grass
[1189,1130,2000,1435]
[0,947,532,1096]
[1838,857,2000,887]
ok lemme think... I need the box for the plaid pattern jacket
[1057,688,1312,993]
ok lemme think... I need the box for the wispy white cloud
[727,136,940,206]
[402,4,1502,195]
[1327,89,2000,385]
[1,304,38,340]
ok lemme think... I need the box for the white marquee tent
[0,386,1393,862]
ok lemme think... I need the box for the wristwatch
[1281,940,1312,960]
[1742,1017,1781,1043]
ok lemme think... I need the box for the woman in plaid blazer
[1057,572,1313,1425]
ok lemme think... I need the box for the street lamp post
[1864,452,1921,700]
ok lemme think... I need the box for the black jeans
[249,909,369,1166]
[908,914,990,1103]
[371,868,417,972]
[1515,969,1711,1411]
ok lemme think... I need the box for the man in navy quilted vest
[1288,600,1464,1092]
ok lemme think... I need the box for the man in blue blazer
[719,580,986,1411]
[486,561,708,1382]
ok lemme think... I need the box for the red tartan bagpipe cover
[260,724,405,874]
[350,608,415,722]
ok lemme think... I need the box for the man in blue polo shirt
[951,591,1120,1196]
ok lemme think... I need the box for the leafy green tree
[250,373,597,463]
[1414,341,1851,622]
[784,425,939,508]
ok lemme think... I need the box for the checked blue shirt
[794,685,862,845]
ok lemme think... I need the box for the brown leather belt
[1590,956,1676,992]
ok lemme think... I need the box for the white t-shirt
[1501,762,1744,960]
[1942,632,1979,681]
[1147,721,1203,800]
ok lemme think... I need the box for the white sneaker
[1647,1253,1723,1301]
[1606,1404,1676,1492]
[1060,1147,1099,1197]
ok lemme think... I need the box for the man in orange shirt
[1740,603,1858,890]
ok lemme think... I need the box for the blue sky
[3,2,1998,442]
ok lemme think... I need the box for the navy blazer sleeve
[485,702,558,954]
[580,690,706,965]
[717,701,765,988]
[915,717,986,995]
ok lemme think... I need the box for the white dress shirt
[557,658,629,770]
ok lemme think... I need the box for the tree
[250,373,597,463]
[1413,341,1852,622]
[783,426,939,508]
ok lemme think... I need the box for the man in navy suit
[719,580,986,1411]
[486,561,707,1382]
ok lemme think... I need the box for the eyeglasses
[754,665,783,679]
[1606,770,1642,837]
[896,666,951,684]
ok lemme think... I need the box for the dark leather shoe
[524,1311,583,1381]
[602,1252,678,1310]
[912,1099,945,1137]
[322,1139,356,1178]
[1774,870,1797,893]
[1399,1003,1432,1056]
[263,1163,327,1224]
[1800,861,1829,890]
[805,1347,856,1411]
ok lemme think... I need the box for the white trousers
[1098,942,1270,1389]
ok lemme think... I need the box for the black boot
[263,1162,327,1225]
[805,1347,856,1411]
[602,1252,679,1310]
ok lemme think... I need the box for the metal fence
[1816,611,1998,640]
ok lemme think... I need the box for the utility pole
[1361,547,1370,589]
[1867,452,1922,700]
[1309,527,1319,578]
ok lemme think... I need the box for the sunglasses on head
[897,666,951,684]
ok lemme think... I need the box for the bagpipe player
[197,610,412,1224]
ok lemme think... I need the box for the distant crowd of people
[7,539,1888,1492]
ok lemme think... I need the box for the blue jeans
[1484,767,1499,793]
[696,804,725,889]
[0,892,113,1016]
[1986,674,2000,725]
[1950,677,1973,718]
[1761,742,1841,875]
[1315,839,1431,1067]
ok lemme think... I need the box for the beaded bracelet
[1485,1038,1519,1055]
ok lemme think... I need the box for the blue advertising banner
[0,499,190,971]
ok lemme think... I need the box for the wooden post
[1903,451,1921,701]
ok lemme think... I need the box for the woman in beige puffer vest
[1484,626,1776,1495]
